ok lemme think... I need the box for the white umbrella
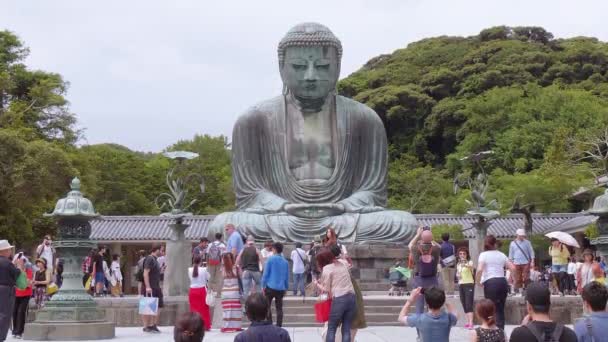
[545,231,580,248]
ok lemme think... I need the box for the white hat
[516,229,526,237]
[0,240,14,251]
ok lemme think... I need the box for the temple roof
[89,213,596,242]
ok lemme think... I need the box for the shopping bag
[205,287,215,306]
[139,295,159,316]
[16,271,27,290]
[47,283,59,295]
[84,275,92,290]
[314,295,332,323]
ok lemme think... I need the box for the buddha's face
[281,46,339,100]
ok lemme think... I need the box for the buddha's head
[278,23,342,101]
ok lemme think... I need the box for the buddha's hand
[359,206,384,213]
[283,203,345,218]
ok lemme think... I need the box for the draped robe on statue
[208,95,417,243]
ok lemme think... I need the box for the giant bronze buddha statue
[208,22,417,243]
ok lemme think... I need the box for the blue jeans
[242,270,261,297]
[552,264,567,273]
[293,273,305,296]
[413,275,439,314]
[326,293,356,342]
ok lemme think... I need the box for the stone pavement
[7,325,526,341]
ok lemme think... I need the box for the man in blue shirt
[225,224,244,257]
[398,286,457,342]
[574,282,608,342]
[262,242,289,327]
[508,228,535,295]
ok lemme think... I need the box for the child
[470,299,505,342]
[529,265,541,283]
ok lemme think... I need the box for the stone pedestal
[163,223,191,296]
[24,238,115,341]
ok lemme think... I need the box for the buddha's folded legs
[207,210,417,244]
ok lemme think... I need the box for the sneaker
[150,325,161,333]
[15,335,23,339]
[143,327,152,333]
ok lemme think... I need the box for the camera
[422,226,431,231]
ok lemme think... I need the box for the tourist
[578,249,597,293]
[307,236,323,286]
[226,224,244,293]
[314,249,356,342]
[189,255,211,331]
[290,242,307,297]
[174,312,205,342]
[135,249,147,295]
[260,241,274,269]
[36,235,56,274]
[225,224,244,257]
[326,243,367,341]
[508,228,535,296]
[110,254,123,297]
[158,246,167,289]
[82,249,94,287]
[470,299,505,342]
[33,258,51,309]
[141,245,163,334]
[54,258,64,289]
[509,282,577,342]
[326,228,348,256]
[592,263,606,285]
[476,234,515,330]
[567,257,577,295]
[192,238,209,264]
[234,293,291,342]
[398,286,457,342]
[262,242,289,327]
[457,247,475,329]
[236,235,262,299]
[408,226,441,314]
[439,232,456,296]
[549,238,571,296]
[530,265,542,283]
[0,240,24,342]
[12,252,33,339]
[91,245,107,296]
[206,233,226,294]
[220,252,242,333]
[574,282,608,341]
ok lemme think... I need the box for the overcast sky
[2,0,608,152]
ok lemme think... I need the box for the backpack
[207,242,222,266]
[417,244,437,277]
[135,257,145,282]
[524,322,564,342]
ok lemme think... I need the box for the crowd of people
[4,222,608,342]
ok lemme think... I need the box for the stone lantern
[589,189,608,259]
[25,178,115,340]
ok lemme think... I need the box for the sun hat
[0,240,14,251]
[516,228,526,237]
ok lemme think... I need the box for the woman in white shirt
[475,235,515,330]
[188,255,211,331]
[110,254,123,297]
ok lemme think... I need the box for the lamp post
[156,151,205,296]
[25,178,115,340]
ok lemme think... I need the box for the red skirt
[188,287,211,331]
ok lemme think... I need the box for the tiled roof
[416,213,593,239]
[89,213,594,242]
[90,215,215,242]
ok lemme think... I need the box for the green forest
[1,26,608,244]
